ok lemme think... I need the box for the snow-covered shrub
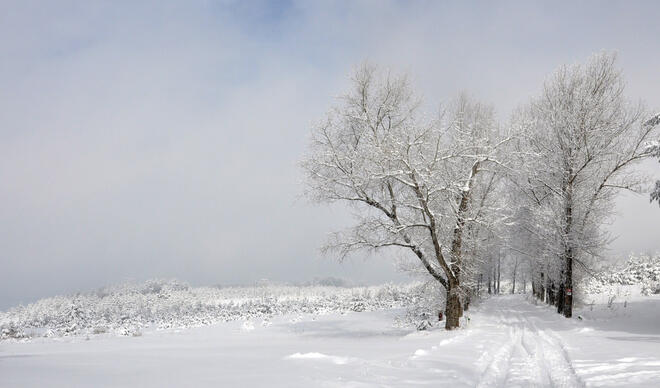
[583,254,660,296]
[394,281,445,330]
[0,322,27,340]
[0,279,422,341]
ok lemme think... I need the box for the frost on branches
[645,131,660,206]
[302,64,514,329]
[511,52,660,318]
[0,279,425,341]
[584,254,660,296]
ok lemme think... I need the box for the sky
[1,0,660,309]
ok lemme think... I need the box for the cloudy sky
[1,0,659,309]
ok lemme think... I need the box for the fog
[1,1,659,309]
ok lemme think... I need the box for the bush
[583,254,660,295]
[0,279,423,341]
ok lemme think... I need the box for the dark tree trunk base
[445,287,462,330]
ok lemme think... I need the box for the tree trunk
[560,178,574,318]
[477,273,482,296]
[557,282,565,314]
[511,258,517,294]
[488,270,492,294]
[548,281,555,305]
[562,194,574,318]
[564,255,573,318]
[496,257,501,294]
[444,163,474,330]
[445,282,462,330]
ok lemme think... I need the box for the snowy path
[2,294,660,387]
[473,297,583,387]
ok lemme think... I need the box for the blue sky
[1,1,660,309]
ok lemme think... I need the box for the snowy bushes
[0,322,27,340]
[0,279,422,341]
[394,281,446,330]
[583,254,660,296]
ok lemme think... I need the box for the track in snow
[474,297,584,388]
[6,293,659,387]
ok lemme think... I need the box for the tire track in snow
[476,321,518,387]
[475,300,584,388]
[525,315,584,388]
[520,324,554,387]
[504,324,547,387]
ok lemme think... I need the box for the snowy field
[2,291,659,387]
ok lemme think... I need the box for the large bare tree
[302,65,511,329]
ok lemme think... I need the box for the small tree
[302,65,511,329]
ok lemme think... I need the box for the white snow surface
[2,293,660,387]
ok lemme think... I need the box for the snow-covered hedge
[583,254,660,296]
[0,279,424,341]
[393,280,446,330]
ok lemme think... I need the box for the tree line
[302,52,659,329]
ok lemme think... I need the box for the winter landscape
[2,2,660,388]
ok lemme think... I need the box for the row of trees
[302,53,659,329]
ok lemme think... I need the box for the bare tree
[302,64,512,329]
[516,53,660,318]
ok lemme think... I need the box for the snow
[286,352,352,365]
[2,293,659,387]
[583,254,660,296]
[0,280,425,340]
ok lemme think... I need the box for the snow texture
[583,254,660,296]
[0,279,426,341]
[2,293,660,387]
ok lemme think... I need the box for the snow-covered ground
[2,293,659,387]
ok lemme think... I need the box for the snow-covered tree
[515,53,660,317]
[302,64,513,329]
[645,113,660,206]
